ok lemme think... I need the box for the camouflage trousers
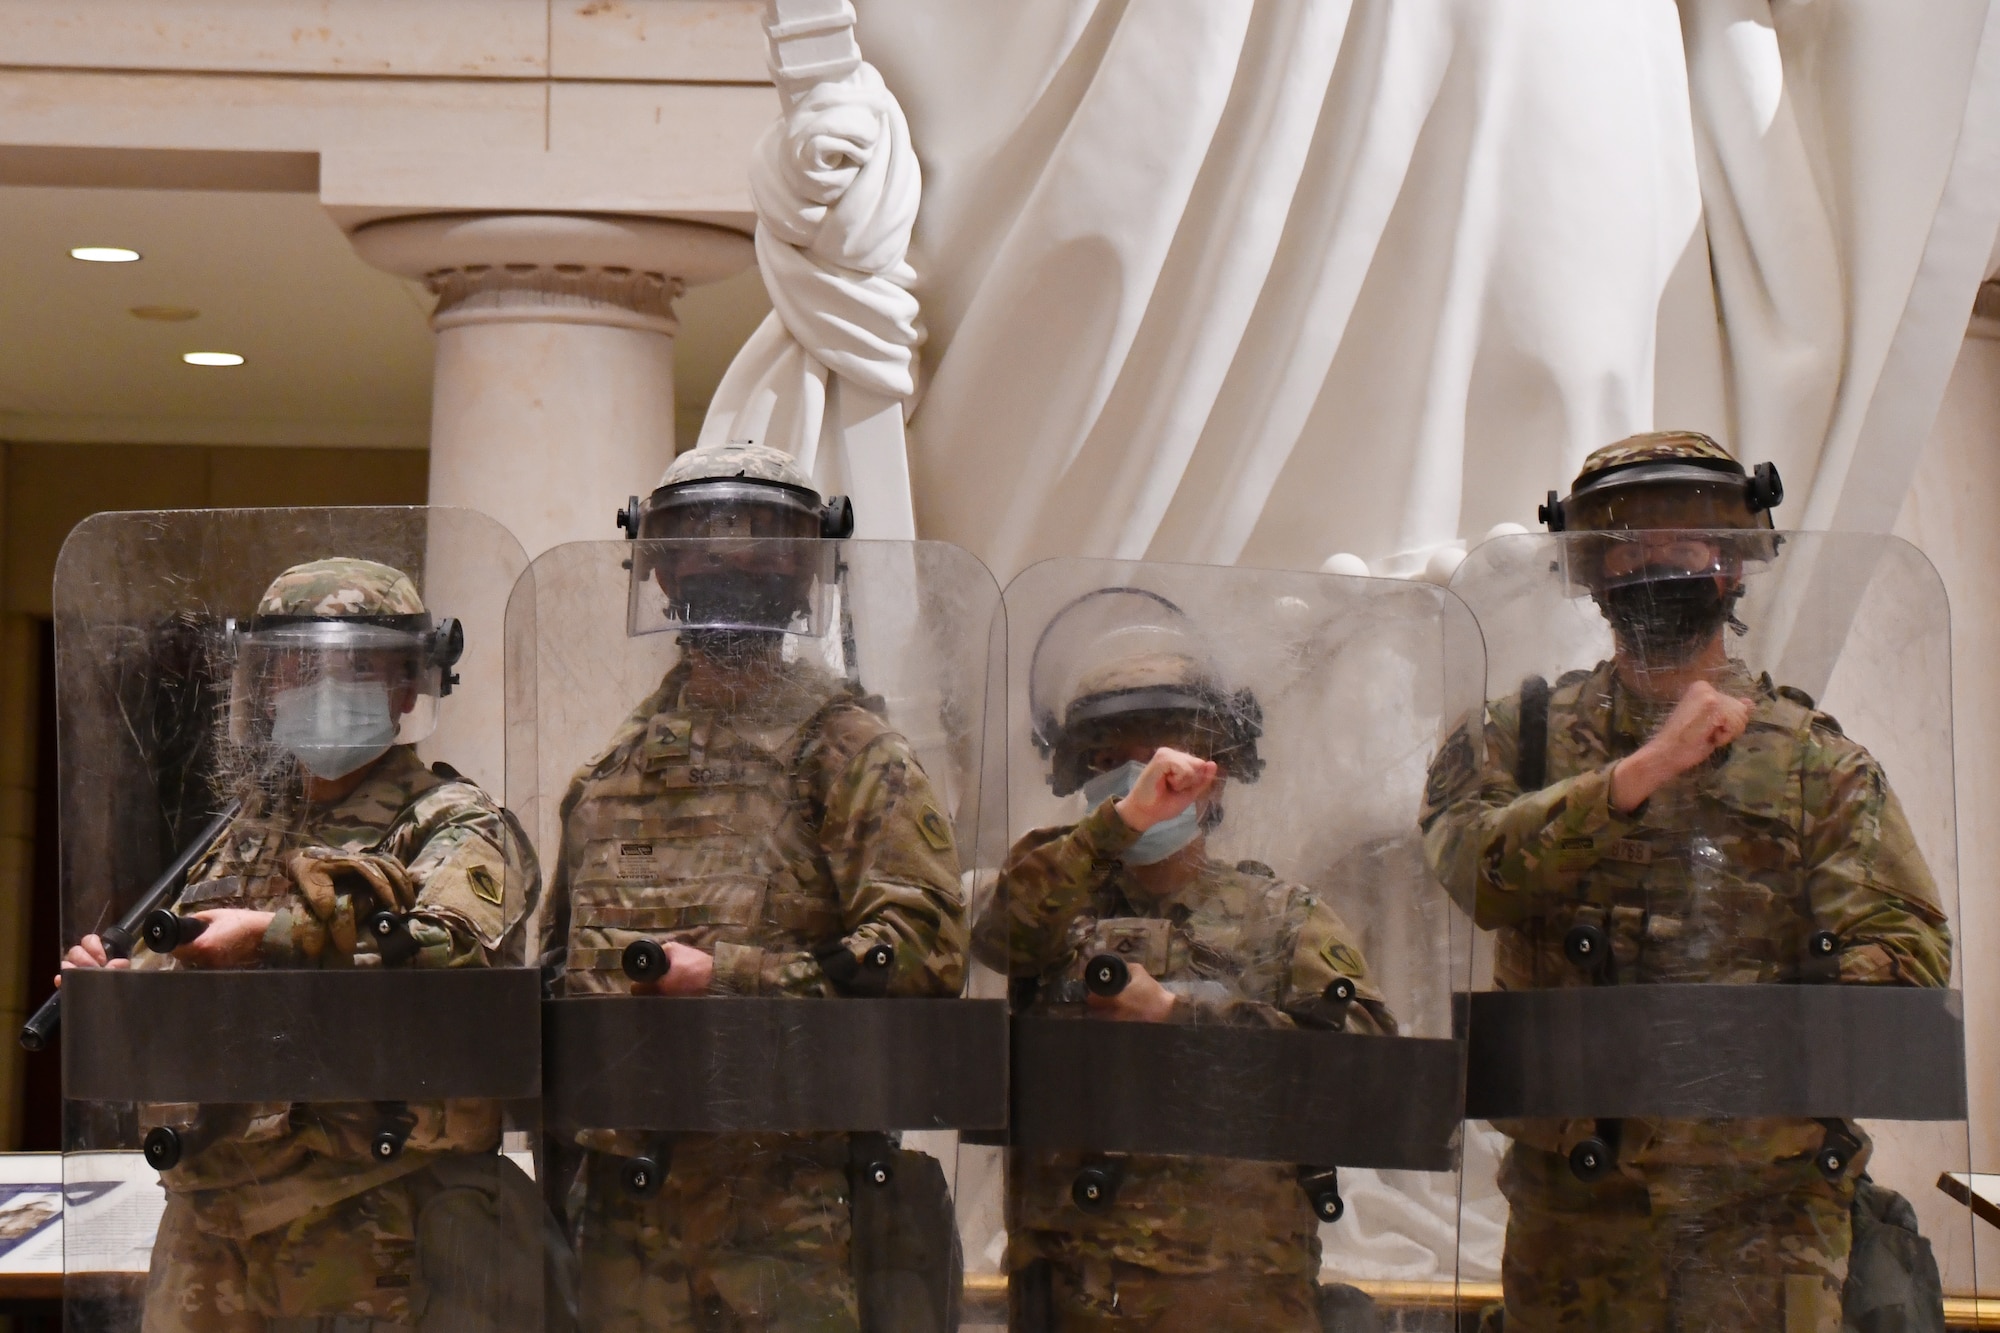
[142,1155,552,1333]
[1497,1144,1853,1333]
[1010,1256,1320,1333]
[576,1135,859,1333]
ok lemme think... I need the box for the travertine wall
[1898,333,2000,1197]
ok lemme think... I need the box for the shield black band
[1009,1017,1464,1171]
[544,995,1010,1133]
[63,968,542,1104]
[1460,984,1966,1121]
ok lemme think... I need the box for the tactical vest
[560,683,867,993]
[1499,671,1827,991]
[1013,859,1351,1278]
[1498,670,1858,1169]
[178,752,447,932]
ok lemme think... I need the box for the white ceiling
[0,184,769,450]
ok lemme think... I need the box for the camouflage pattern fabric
[143,1154,552,1332]
[656,443,817,493]
[255,559,428,619]
[1497,1146,1850,1332]
[1570,431,1739,486]
[138,744,540,1323]
[1420,659,1949,1330]
[1066,652,1220,705]
[541,653,968,1331]
[573,1138,858,1333]
[977,798,1394,1294]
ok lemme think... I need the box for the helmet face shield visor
[1558,527,1778,599]
[624,480,840,638]
[627,537,837,637]
[1557,463,1776,536]
[226,619,448,773]
[1550,529,1784,669]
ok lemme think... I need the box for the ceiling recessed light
[131,305,199,322]
[70,246,141,263]
[182,351,245,367]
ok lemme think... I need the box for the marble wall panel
[0,0,548,78]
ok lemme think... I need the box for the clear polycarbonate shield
[51,508,554,1331]
[1443,530,1970,1329]
[998,557,1480,1331]
[512,538,1006,1332]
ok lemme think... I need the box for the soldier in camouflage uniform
[62,557,546,1332]
[544,444,969,1332]
[980,607,1397,1333]
[1421,433,1951,1331]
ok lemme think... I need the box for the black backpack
[1844,1176,1945,1333]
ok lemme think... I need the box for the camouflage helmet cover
[255,557,426,619]
[1540,429,1783,542]
[1571,430,1741,487]
[619,444,854,545]
[238,557,461,700]
[656,442,819,494]
[1068,650,1220,705]
[1040,641,1265,797]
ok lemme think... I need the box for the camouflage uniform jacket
[980,797,1394,1278]
[142,744,537,1239]
[1420,658,1951,1167]
[541,656,968,1004]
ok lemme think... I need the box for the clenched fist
[1611,679,1751,811]
[1113,747,1218,833]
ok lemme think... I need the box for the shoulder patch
[467,864,504,905]
[917,805,954,852]
[1234,859,1275,878]
[1318,938,1363,976]
[1425,726,1477,808]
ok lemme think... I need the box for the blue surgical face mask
[270,677,398,781]
[1079,759,1205,866]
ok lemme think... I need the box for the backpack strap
[1516,675,1551,791]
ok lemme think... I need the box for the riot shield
[1442,529,1970,1331]
[516,536,1007,1332]
[997,558,1479,1333]
[53,508,555,1331]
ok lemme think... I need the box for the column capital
[349,212,754,335]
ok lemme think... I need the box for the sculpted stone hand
[1085,962,1178,1023]
[1610,680,1752,812]
[1113,746,1218,832]
[633,941,715,996]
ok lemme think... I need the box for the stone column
[349,212,753,794]
[350,212,754,558]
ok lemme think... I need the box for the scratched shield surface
[1447,530,1972,1324]
[53,507,549,1331]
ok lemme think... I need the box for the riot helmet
[225,558,463,781]
[617,443,855,638]
[1539,432,1784,665]
[1028,587,1263,798]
